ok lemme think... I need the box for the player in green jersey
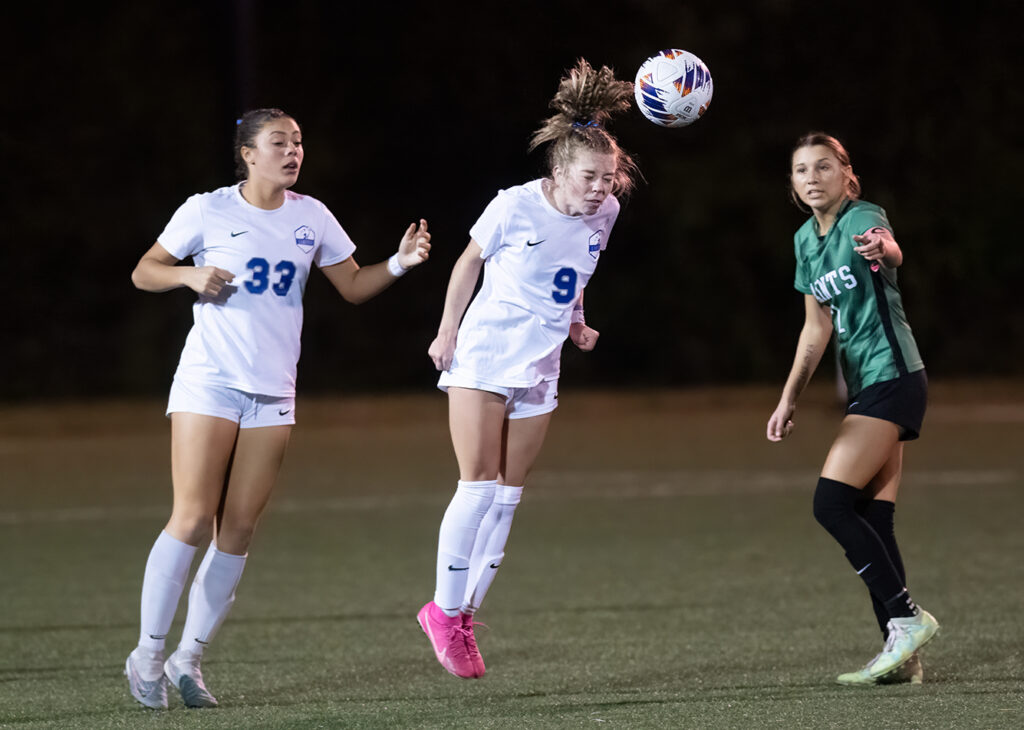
[767,132,939,686]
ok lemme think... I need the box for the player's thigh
[821,415,901,488]
[499,412,553,487]
[863,441,904,502]
[215,424,292,552]
[168,412,240,536]
[448,386,508,481]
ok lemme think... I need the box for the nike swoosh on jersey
[231,230,249,237]
[526,239,546,246]
[278,409,292,416]
[447,565,469,571]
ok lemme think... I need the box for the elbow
[130,266,145,291]
[340,290,370,306]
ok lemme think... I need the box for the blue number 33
[245,257,297,296]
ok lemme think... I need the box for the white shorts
[166,378,296,429]
[438,371,558,420]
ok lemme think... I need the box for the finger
[419,218,428,232]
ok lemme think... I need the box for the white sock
[177,542,247,656]
[138,531,198,652]
[462,485,522,614]
[434,480,496,614]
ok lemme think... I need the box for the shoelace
[447,625,474,660]
[882,621,909,653]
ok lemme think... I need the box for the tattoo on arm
[792,344,817,395]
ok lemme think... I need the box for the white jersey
[449,179,620,387]
[157,183,356,397]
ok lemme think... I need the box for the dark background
[3,0,1022,401]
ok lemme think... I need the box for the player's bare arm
[322,220,430,304]
[132,241,235,296]
[853,226,903,268]
[767,295,833,441]
[428,239,485,371]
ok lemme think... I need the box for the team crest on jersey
[294,225,315,253]
[588,230,603,260]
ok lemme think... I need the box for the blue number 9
[552,267,577,304]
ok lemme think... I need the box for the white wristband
[571,308,585,325]
[387,253,408,277]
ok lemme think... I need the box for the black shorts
[846,369,928,441]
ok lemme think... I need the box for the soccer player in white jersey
[416,60,640,679]
[124,108,429,709]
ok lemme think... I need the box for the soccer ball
[634,49,713,128]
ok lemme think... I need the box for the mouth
[283,162,299,173]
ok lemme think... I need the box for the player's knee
[812,477,860,532]
[215,521,256,555]
[165,512,214,546]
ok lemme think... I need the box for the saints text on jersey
[808,265,858,304]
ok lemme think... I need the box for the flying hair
[530,59,641,197]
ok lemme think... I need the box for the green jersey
[793,199,923,396]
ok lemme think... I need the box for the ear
[241,145,256,166]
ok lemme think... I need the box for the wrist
[387,253,408,277]
[571,305,585,325]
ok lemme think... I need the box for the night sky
[4,0,1022,400]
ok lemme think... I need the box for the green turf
[1,383,1022,728]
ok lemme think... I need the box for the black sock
[857,499,910,637]
[813,478,916,619]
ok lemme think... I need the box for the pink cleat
[416,601,480,678]
[461,613,487,678]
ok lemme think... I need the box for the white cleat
[125,647,168,709]
[869,609,939,678]
[164,649,218,708]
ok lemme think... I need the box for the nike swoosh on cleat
[489,563,501,569]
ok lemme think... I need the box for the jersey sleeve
[793,236,812,295]
[314,203,357,268]
[157,194,205,260]
[847,205,892,237]
[469,192,510,259]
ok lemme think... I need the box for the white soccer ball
[634,49,713,128]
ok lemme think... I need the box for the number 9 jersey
[157,184,356,397]
[449,180,620,388]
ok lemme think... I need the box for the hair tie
[236,118,243,126]
[572,120,601,129]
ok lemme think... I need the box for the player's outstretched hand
[570,322,599,352]
[428,330,457,371]
[852,226,893,264]
[185,266,236,297]
[766,402,795,442]
[397,219,431,270]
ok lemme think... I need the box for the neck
[241,178,287,210]
[813,197,847,236]
[542,178,574,216]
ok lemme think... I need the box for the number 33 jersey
[157,184,356,397]
[450,179,620,387]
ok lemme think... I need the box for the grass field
[1,381,1022,728]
